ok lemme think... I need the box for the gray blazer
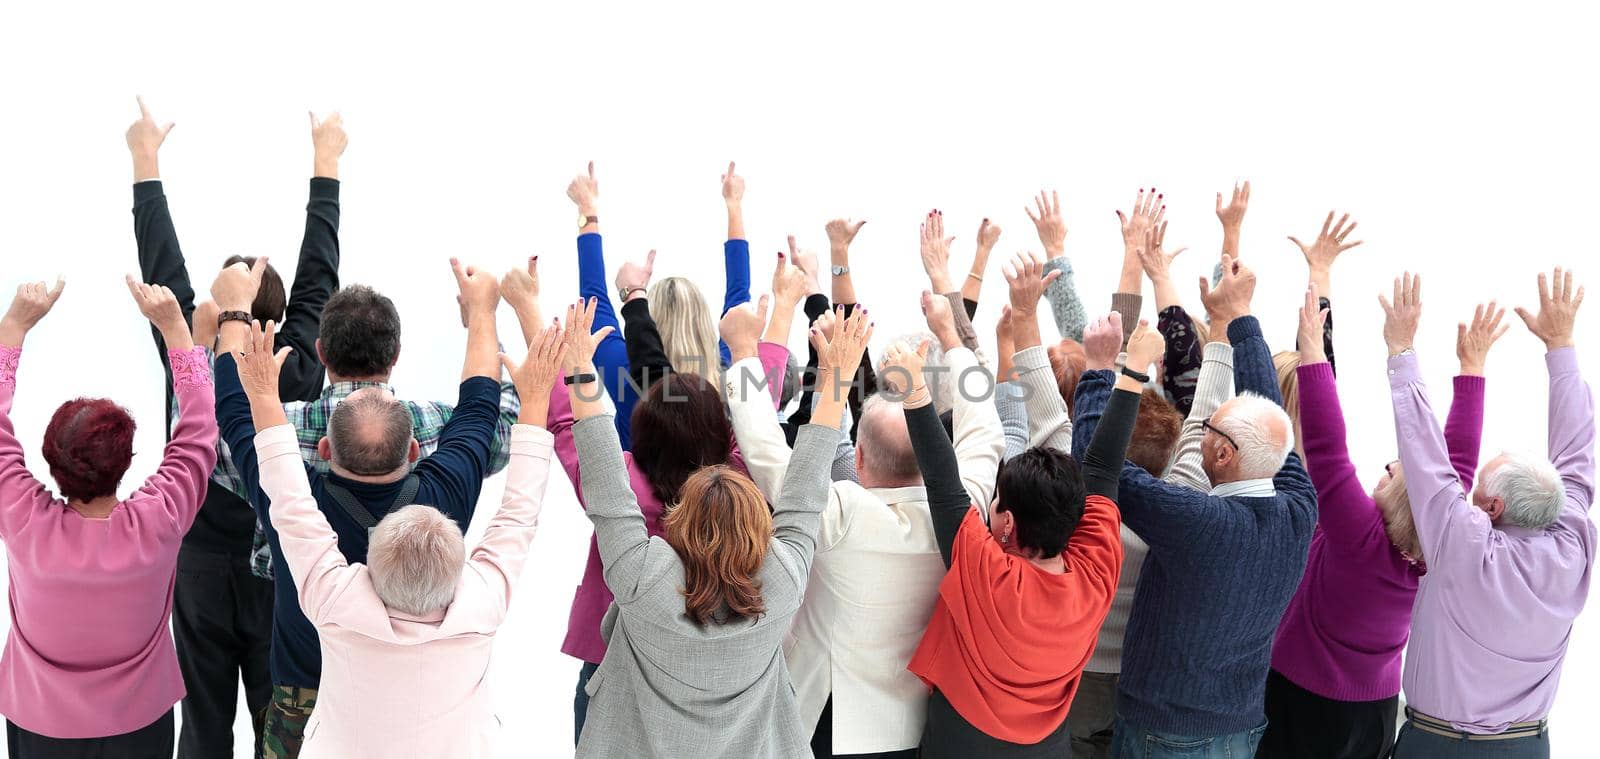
[572,415,833,759]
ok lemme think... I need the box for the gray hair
[1215,391,1295,480]
[857,394,920,482]
[877,332,952,415]
[1486,452,1564,530]
[328,388,414,476]
[367,504,466,616]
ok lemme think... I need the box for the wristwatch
[217,310,253,327]
[579,214,598,230]
[831,265,850,276]
[618,285,646,302]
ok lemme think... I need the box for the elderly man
[1385,269,1593,757]
[723,286,1004,758]
[126,97,346,759]
[210,259,517,759]
[1073,256,1317,758]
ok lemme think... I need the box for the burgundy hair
[42,398,137,502]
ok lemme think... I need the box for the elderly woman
[1260,284,1495,759]
[566,294,868,758]
[0,277,216,758]
[237,318,563,758]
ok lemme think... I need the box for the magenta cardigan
[0,345,217,738]
[1270,361,1484,701]
[552,343,789,664]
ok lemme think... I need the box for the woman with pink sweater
[1260,284,1499,759]
[0,277,217,758]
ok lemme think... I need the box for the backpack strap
[321,475,421,533]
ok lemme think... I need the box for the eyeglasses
[1201,418,1238,450]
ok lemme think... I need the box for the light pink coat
[254,422,553,759]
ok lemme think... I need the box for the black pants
[172,549,275,759]
[921,689,1070,758]
[1258,668,1398,759]
[808,694,918,759]
[7,710,174,759]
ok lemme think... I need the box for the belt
[1405,707,1546,741]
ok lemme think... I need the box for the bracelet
[217,310,252,327]
[1120,366,1151,384]
[966,272,983,282]
[564,372,598,386]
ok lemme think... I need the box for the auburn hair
[42,398,137,502]
[663,465,772,626]
[1047,339,1087,412]
[630,373,733,506]
[1128,388,1183,475]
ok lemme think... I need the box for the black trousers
[172,549,275,759]
[808,694,918,759]
[1258,667,1398,759]
[7,710,174,759]
[920,689,1070,758]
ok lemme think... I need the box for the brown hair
[663,465,772,626]
[1128,388,1183,475]
[630,373,734,506]
[1047,339,1087,412]
[223,255,286,325]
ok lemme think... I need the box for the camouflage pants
[258,685,317,759]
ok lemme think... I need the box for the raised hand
[502,256,541,314]
[310,111,347,178]
[191,299,221,348]
[1457,302,1509,376]
[1124,320,1165,375]
[719,295,770,360]
[1215,180,1251,254]
[501,322,567,402]
[995,304,1017,380]
[1136,222,1187,284]
[1198,254,1257,329]
[825,218,867,255]
[126,275,185,334]
[1298,284,1330,364]
[790,236,823,295]
[773,241,811,307]
[452,258,501,319]
[1025,190,1068,257]
[568,161,599,215]
[1288,210,1362,276]
[813,308,838,341]
[880,339,930,398]
[1083,312,1125,371]
[1003,251,1063,317]
[1514,266,1584,351]
[562,297,617,373]
[1378,272,1422,357]
[615,249,656,301]
[812,305,873,379]
[126,96,174,180]
[721,161,745,205]
[1117,188,1165,258]
[233,319,294,401]
[920,209,956,292]
[211,256,268,312]
[921,290,959,349]
[977,217,1002,252]
[0,278,66,346]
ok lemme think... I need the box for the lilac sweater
[1270,361,1484,701]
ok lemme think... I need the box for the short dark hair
[328,390,414,476]
[1128,388,1182,475]
[630,373,733,506]
[320,286,401,378]
[222,255,286,325]
[42,398,137,501]
[994,447,1086,559]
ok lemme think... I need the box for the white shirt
[724,347,1004,754]
[1210,477,1277,498]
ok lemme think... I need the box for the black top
[133,178,341,555]
[904,386,1139,568]
[620,297,673,392]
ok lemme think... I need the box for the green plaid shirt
[179,367,521,578]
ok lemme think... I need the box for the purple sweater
[1269,361,1484,701]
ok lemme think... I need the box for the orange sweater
[907,499,1123,744]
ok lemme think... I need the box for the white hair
[367,504,466,616]
[1486,452,1565,530]
[1215,391,1295,480]
[877,332,952,415]
[857,393,919,482]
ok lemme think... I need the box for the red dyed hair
[1047,339,1087,413]
[42,398,136,502]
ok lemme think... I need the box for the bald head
[1204,392,1295,484]
[326,387,415,477]
[856,394,921,488]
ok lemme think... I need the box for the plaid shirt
[176,358,522,578]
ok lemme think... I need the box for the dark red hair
[42,398,136,502]
[630,373,733,507]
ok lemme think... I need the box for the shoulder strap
[323,475,424,534]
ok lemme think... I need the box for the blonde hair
[1274,351,1304,461]
[367,504,466,616]
[1373,465,1422,563]
[649,277,722,387]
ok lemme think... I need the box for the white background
[1,0,1597,755]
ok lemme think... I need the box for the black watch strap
[564,372,598,386]
[218,310,253,327]
[1121,366,1151,384]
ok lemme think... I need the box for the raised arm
[274,113,346,402]
[919,210,979,352]
[723,297,796,499]
[1515,268,1594,532]
[825,217,866,315]
[0,281,68,537]
[1164,340,1233,491]
[919,292,1004,508]
[1288,210,1361,374]
[961,218,1001,308]
[720,162,751,366]
[1080,322,1159,501]
[121,279,213,533]
[1201,255,1279,403]
[1004,251,1069,449]
[619,262,673,392]
[126,98,195,373]
[994,306,1030,460]
[1028,190,1087,341]
[567,162,636,447]
[1115,188,1166,301]
[1216,180,1250,262]
[897,344,967,566]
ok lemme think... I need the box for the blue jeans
[1109,717,1267,758]
[573,661,599,746]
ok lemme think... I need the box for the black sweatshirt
[905,387,1139,568]
[133,178,341,555]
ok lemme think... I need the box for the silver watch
[831,265,850,276]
